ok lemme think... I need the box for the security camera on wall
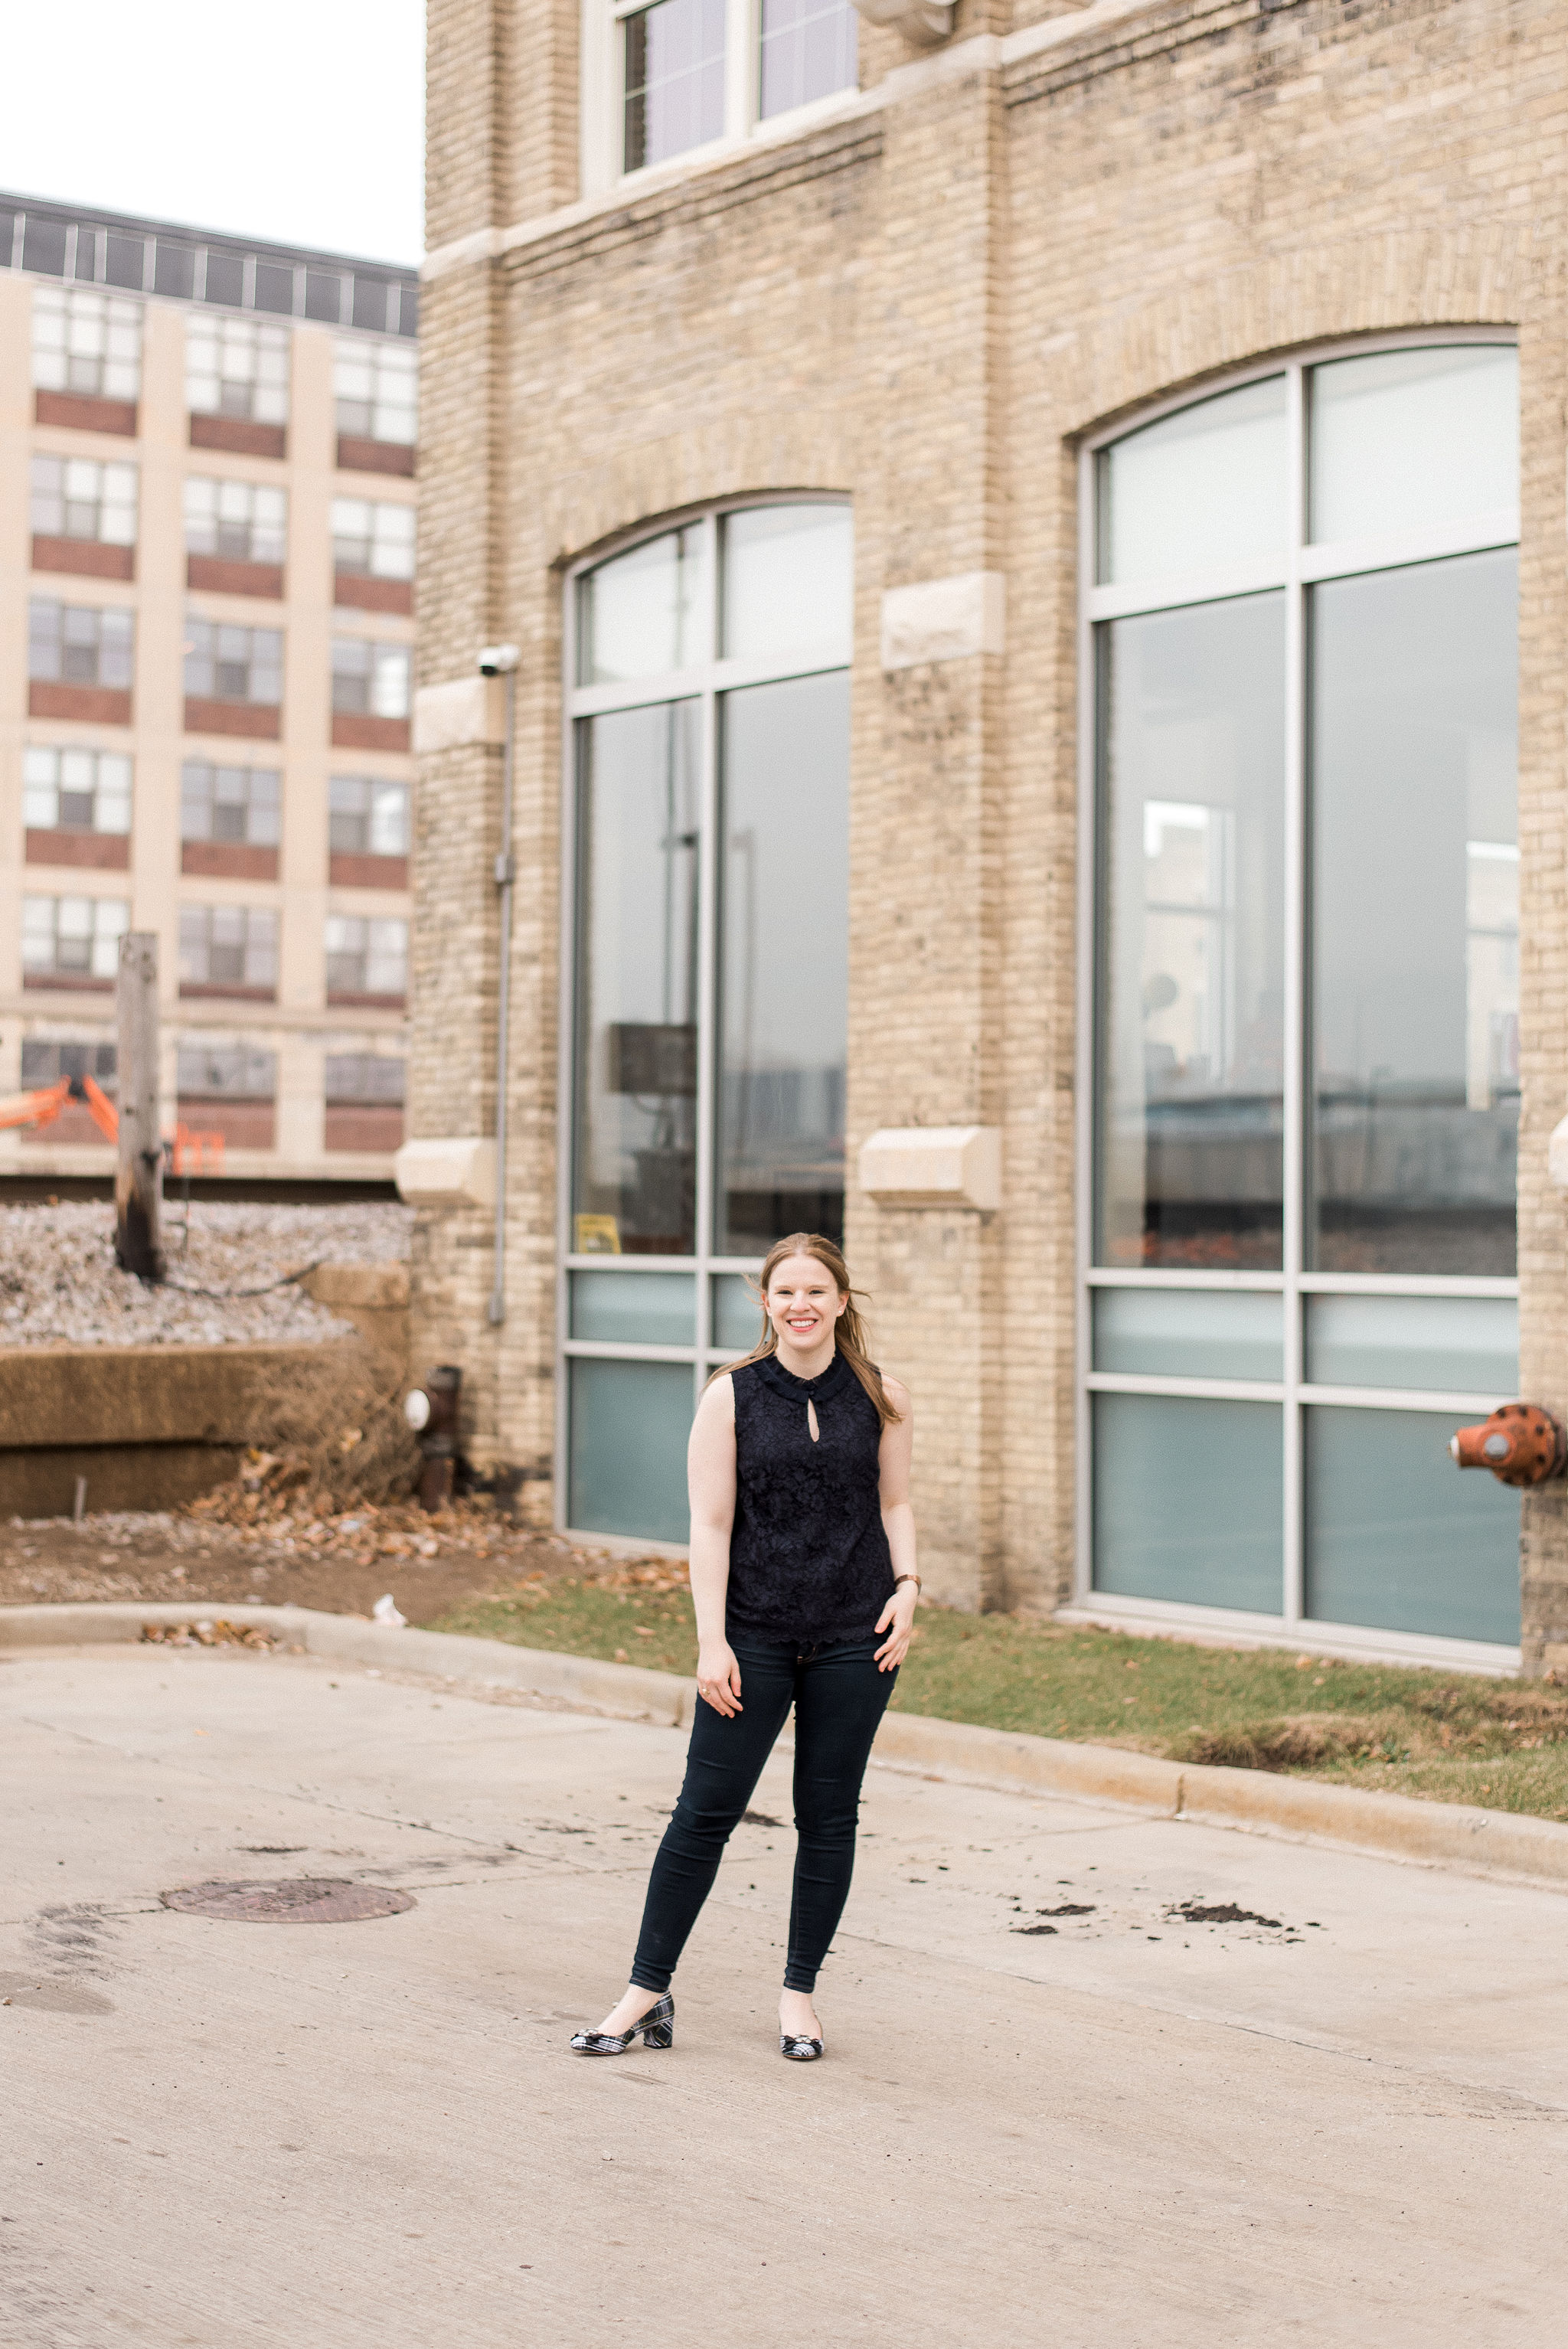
[476,644,520,676]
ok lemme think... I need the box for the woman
[570,1233,918,2063]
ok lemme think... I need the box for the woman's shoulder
[879,1371,911,1415]
[696,1366,738,1420]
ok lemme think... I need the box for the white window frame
[580,0,859,197]
[556,492,853,1539]
[1073,328,1524,1674]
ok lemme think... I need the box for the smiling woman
[569,1231,919,2066]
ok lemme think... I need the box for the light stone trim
[417,0,1236,294]
[860,1126,1001,1211]
[880,572,1005,670]
[412,675,508,753]
[1547,1116,1568,1193]
[852,0,955,51]
[393,1135,496,1207]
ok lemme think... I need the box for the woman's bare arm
[874,1378,918,1671]
[686,1373,743,1714]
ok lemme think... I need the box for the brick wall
[418,0,1568,1632]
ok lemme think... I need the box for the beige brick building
[0,194,420,1188]
[410,0,1567,1672]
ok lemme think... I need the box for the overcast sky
[0,1,425,263]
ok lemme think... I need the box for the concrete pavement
[5,1640,1568,2347]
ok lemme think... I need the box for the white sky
[0,1,425,264]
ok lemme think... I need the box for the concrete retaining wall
[1,1265,410,1516]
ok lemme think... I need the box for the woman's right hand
[696,1641,743,1717]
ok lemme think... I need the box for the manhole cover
[159,1878,416,1923]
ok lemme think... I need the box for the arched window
[564,499,853,1539]
[1084,341,1522,1656]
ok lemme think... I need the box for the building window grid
[333,339,418,446]
[185,617,283,706]
[180,761,281,847]
[325,915,408,999]
[557,498,852,1504]
[24,746,132,834]
[176,1041,276,1099]
[178,904,279,992]
[31,284,142,400]
[22,894,129,980]
[331,497,416,580]
[331,637,411,718]
[329,776,410,856]
[31,456,138,547]
[185,316,291,425]
[185,478,288,564]
[1075,333,1522,1653]
[325,1052,406,1106]
[28,599,135,689]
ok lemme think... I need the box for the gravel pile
[0,1201,413,1349]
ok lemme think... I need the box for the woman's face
[765,1254,848,1351]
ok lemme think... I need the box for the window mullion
[694,513,722,1354]
[726,0,756,140]
[1282,360,1307,1629]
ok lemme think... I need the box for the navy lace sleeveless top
[726,1351,895,1645]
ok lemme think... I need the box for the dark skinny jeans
[629,1634,896,1995]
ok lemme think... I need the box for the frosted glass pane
[1305,1406,1519,1645]
[712,1273,764,1351]
[1096,377,1287,586]
[722,504,851,668]
[1305,1294,1517,1394]
[570,1270,695,1345]
[568,1358,693,1541]
[1093,1289,1282,1380]
[1093,1393,1282,1613]
[1309,346,1517,546]
[580,526,704,683]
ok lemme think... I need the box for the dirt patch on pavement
[0,1498,657,1625]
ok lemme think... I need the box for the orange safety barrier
[171,1123,226,1176]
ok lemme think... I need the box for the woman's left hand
[874,1581,918,1671]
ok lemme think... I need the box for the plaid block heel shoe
[570,1993,675,2055]
[779,2033,823,2062]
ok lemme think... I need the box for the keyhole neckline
[754,1351,852,1406]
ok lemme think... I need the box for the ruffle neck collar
[753,1349,854,1403]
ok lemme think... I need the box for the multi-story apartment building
[410,0,1566,1673]
[0,194,419,1182]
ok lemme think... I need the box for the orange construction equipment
[0,1073,119,1142]
[0,1076,224,1171]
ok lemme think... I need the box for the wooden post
[115,931,164,1282]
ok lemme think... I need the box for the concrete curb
[8,1601,1568,1890]
[0,1601,696,1726]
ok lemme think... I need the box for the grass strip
[430,1570,1568,1821]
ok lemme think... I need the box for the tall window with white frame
[565,500,853,1542]
[611,0,858,175]
[1086,341,1523,1658]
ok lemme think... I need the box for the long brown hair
[709,1233,903,1428]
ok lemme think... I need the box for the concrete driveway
[5,1641,1567,2347]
